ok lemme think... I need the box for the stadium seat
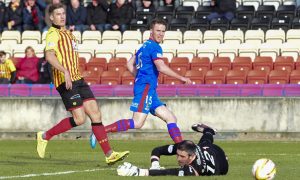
[209,18,230,33]
[274,56,294,73]
[291,17,300,29]
[295,57,300,70]
[190,57,211,74]
[255,5,275,19]
[169,57,190,75]
[78,57,86,73]
[129,19,149,32]
[245,29,265,45]
[102,31,122,45]
[253,56,274,73]
[259,43,281,60]
[269,69,290,84]
[290,69,300,84]
[122,30,142,45]
[72,31,81,44]
[263,0,282,10]
[100,71,120,85]
[12,44,32,58]
[238,43,259,60]
[226,69,247,84]
[142,30,151,42]
[175,6,194,21]
[41,31,47,44]
[283,0,296,5]
[182,0,201,11]
[250,17,271,32]
[183,30,203,44]
[224,30,244,45]
[235,5,255,20]
[1,30,21,45]
[265,29,285,44]
[211,57,231,74]
[84,76,100,85]
[242,0,262,10]
[164,76,184,85]
[185,70,205,84]
[217,43,239,60]
[280,42,300,61]
[195,6,213,19]
[86,57,107,76]
[77,44,94,62]
[247,69,268,84]
[232,56,252,72]
[230,18,250,32]
[176,44,197,61]
[163,31,183,44]
[203,30,223,45]
[82,31,101,45]
[276,5,295,19]
[155,6,174,23]
[107,57,127,75]
[22,31,41,44]
[115,44,136,60]
[94,44,116,61]
[0,44,12,57]
[271,17,291,31]
[205,70,226,84]
[197,43,217,61]
[135,7,155,25]
[169,18,189,32]
[121,71,135,85]
[161,44,177,61]
[189,17,210,32]
[286,29,300,43]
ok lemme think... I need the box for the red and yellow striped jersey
[0,59,16,79]
[45,26,81,87]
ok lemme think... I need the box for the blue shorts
[130,83,165,115]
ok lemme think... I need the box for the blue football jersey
[135,39,163,88]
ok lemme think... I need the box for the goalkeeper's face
[176,150,196,167]
[50,7,66,27]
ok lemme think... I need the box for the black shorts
[56,78,95,111]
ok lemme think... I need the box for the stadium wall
[1,97,299,132]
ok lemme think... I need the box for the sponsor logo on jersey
[70,94,81,99]
[168,145,174,153]
[131,102,139,108]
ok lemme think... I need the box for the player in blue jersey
[90,19,191,146]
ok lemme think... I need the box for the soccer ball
[252,158,276,180]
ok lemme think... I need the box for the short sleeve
[45,30,59,53]
[151,44,163,61]
[6,59,16,72]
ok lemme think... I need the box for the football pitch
[0,139,299,180]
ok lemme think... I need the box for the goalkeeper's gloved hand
[117,162,148,176]
[149,161,165,170]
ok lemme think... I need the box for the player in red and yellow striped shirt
[36,3,129,165]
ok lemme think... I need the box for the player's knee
[73,114,86,125]
[133,120,144,129]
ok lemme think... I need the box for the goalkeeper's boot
[106,151,130,165]
[36,131,48,158]
[191,123,217,135]
[89,133,97,149]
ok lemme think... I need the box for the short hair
[150,18,167,29]
[49,3,65,15]
[0,51,6,57]
[177,140,197,156]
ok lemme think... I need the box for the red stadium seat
[247,70,268,84]
[190,57,211,75]
[164,76,184,85]
[86,57,107,76]
[121,71,135,85]
[268,70,290,84]
[290,70,300,84]
[226,70,247,84]
[169,57,190,76]
[205,70,226,84]
[107,57,127,75]
[100,71,120,85]
[211,57,231,74]
[253,56,273,73]
[274,56,294,73]
[295,56,300,70]
[84,76,100,85]
[185,70,205,84]
[232,56,252,73]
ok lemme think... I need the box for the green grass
[0,140,299,179]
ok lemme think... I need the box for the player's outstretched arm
[127,55,137,76]
[154,59,192,84]
[45,50,72,90]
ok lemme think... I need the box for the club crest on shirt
[72,40,78,51]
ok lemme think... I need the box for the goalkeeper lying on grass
[117,123,229,176]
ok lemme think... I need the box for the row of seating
[78,56,300,85]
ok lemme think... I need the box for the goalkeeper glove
[117,162,148,176]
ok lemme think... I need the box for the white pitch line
[0,168,114,179]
